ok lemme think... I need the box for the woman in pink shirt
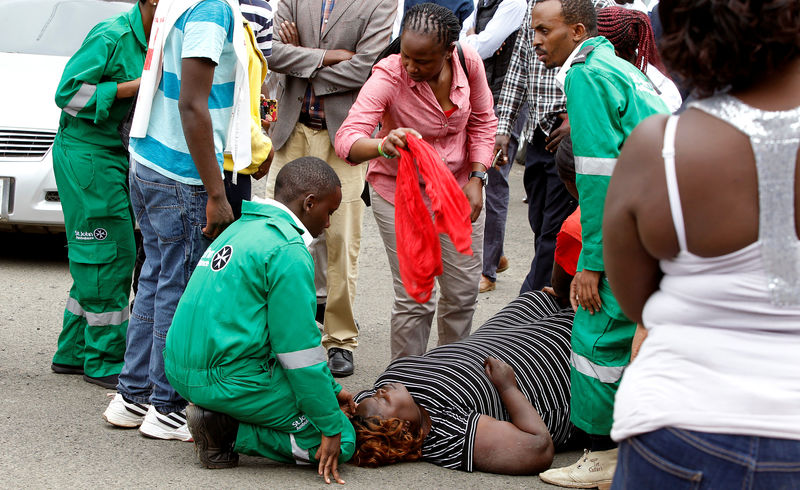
[335,3,497,360]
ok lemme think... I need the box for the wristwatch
[469,170,488,187]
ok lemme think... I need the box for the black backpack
[370,37,470,79]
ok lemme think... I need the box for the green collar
[126,2,148,50]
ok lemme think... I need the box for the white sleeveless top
[611,95,800,442]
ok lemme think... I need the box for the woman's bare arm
[472,358,554,474]
[603,115,667,323]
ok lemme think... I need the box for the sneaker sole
[186,406,239,469]
[539,474,612,489]
[139,422,193,442]
[103,412,144,428]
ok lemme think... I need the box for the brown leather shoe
[479,275,496,293]
[497,256,509,273]
[186,404,240,469]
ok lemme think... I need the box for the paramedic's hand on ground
[571,269,603,314]
[381,128,423,158]
[203,195,234,240]
[337,389,357,416]
[252,146,275,180]
[463,177,483,223]
[493,134,510,166]
[317,433,345,484]
[545,113,570,153]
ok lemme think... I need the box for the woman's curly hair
[349,415,425,467]
[657,0,800,96]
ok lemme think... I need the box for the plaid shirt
[495,0,612,138]
[301,0,336,121]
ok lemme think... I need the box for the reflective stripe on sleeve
[575,156,617,176]
[570,351,625,384]
[289,434,311,465]
[276,345,327,370]
[64,83,97,116]
[66,297,129,326]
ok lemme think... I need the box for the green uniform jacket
[165,201,345,437]
[54,2,146,149]
[566,36,668,319]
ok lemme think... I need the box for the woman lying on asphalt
[350,225,582,474]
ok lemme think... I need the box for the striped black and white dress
[355,291,575,472]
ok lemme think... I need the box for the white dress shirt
[458,0,526,60]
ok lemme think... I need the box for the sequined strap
[688,94,800,306]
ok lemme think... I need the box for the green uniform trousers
[169,364,355,465]
[51,135,135,377]
[569,279,636,436]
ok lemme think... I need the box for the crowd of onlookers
[49,0,800,487]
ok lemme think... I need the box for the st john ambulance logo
[93,228,107,240]
[211,245,233,271]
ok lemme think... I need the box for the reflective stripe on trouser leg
[569,305,636,435]
[234,409,356,465]
[51,136,135,377]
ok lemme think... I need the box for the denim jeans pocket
[624,435,703,489]
[134,170,186,243]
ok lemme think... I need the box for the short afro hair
[561,0,599,37]
[274,157,341,203]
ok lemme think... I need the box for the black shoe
[327,348,354,377]
[186,404,240,469]
[51,362,84,375]
[82,373,119,389]
[315,302,326,325]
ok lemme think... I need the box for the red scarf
[395,135,473,303]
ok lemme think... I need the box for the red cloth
[395,135,473,303]
[554,207,582,276]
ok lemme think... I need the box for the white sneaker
[103,393,150,428]
[539,448,617,489]
[138,405,193,442]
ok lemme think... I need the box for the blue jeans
[117,160,211,413]
[482,107,527,282]
[612,428,800,489]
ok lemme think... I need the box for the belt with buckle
[299,113,326,130]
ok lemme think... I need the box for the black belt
[299,112,326,130]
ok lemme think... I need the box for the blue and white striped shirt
[239,0,273,57]
[130,0,236,185]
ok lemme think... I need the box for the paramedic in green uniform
[165,157,354,485]
[51,0,157,389]
[528,1,669,488]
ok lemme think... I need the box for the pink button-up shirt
[335,43,498,204]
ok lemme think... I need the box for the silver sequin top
[689,94,800,306]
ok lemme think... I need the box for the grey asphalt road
[0,163,581,489]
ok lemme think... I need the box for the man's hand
[116,78,141,99]
[278,21,300,46]
[545,113,570,153]
[462,177,483,223]
[380,127,423,157]
[316,433,345,484]
[203,194,234,240]
[252,146,275,180]
[322,49,355,66]
[484,357,518,393]
[493,134,510,166]
[336,389,357,416]
[570,269,603,314]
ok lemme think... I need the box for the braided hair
[597,6,665,74]
[401,3,461,51]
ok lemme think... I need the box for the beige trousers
[371,189,484,360]
[266,122,366,351]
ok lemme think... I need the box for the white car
[0,0,133,232]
